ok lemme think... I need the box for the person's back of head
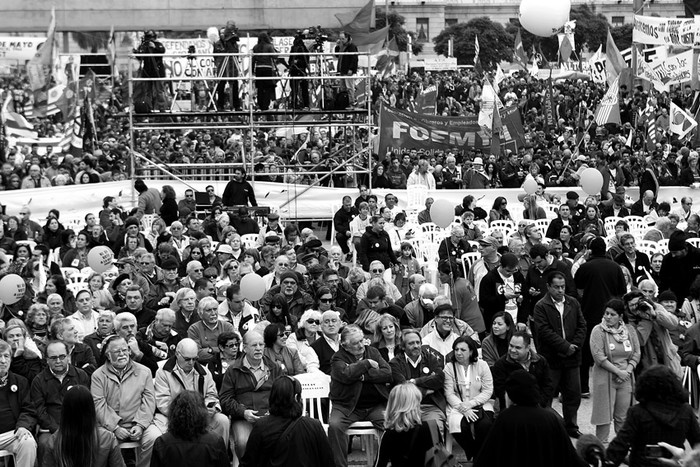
[134,178,147,194]
[269,375,303,419]
[505,369,540,407]
[168,390,209,441]
[56,385,98,467]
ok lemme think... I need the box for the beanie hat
[279,271,299,284]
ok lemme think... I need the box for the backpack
[424,419,458,467]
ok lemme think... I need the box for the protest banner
[423,57,458,71]
[633,15,700,47]
[161,38,217,91]
[0,36,47,64]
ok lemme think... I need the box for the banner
[501,106,527,149]
[633,15,700,47]
[0,36,47,63]
[415,85,437,115]
[650,49,698,86]
[423,57,458,71]
[543,78,556,130]
[161,38,217,91]
[378,104,491,157]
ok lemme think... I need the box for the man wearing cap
[574,237,627,397]
[333,196,359,258]
[222,167,257,207]
[564,192,585,224]
[211,243,234,275]
[146,258,181,309]
[259,271,314,319]
[479,253,526,327]
[407,159,436,190]
[660,231,700,304]
[462,157,489,189]
[468,236,502,302]
[231,206,260,236]
[256,212,283,247]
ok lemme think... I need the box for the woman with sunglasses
[265,293,298,330]
[488,196,512,226]
[179,243,209,277]
[286,309,322,373]
[207,331,242,391]
[263,323,305,375]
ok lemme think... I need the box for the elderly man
[50,317,97,376]
[356,260,402,302]
[21,164,51,189]
[218,284,260,335]
[83,310,116,366]
[329,324,391,467]
[259,271,314,319]
[389,329,445,427]
[120,285,157,328]
[138,253,162,287]
[442,156,462,189]
[140,338,229,466]
[675,196,696,222]
[92,335,155,467]
[17,206,43,242]
[146,258,181,309]
[403,283,438,329]
[396,273,426,308]
[0,340,36,467]
[417,197,434,225]
[181,260,204,289]
[407,158,436,189]
[438,225,473,278]
[310,309,342,374]
[137,308,182,361]
[643,217,673,242]
[188,297,235,364]
[468,236,502,302]
[112,312,159,375]
[262,255,292,290]
[630,190,658,217]
[31,340,90,461]
[220,331,284,462]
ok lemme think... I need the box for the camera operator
[252,32,287,111]
[335,32,358,107]
[213,21,241,111]
[289,33,310,110]
[133,30,168,112]
[624,290,682,379]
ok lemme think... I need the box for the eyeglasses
[19,212,28,216]
[371,269,384,273]
[437,315,454,321]
[278,331,292,338]
[178,353,197,362]
[140,262,152,266]
[47,354,67,361]
[306,319,321,325]
[319,298,333,303]
[205,275,217,279]
[223,343,239,349]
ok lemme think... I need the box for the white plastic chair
[490,220,515,231]
[534,219,551,236]
[687,238,700,249]
[64,272,88,285]
[461,252,480,278]
[67,282,89,296]
[329,401,381,465]
[604,216,623,236]
[637,240,658,255]
[419,223,444,244]
[0,450,15,467]
[657,239,670,255]
[140,214,156,232]
[240,234,259,250]
[406,184,429,210]
[295,372,331,432]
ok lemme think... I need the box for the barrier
[3,179,699,224]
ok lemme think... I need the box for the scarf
[600,319,629,343]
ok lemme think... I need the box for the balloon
[87,246,114,273]
[207,26,220,44]
[522,178,538,195]
[580,168,604,195]
[519,0,571,37]
[240,273,266,301]
[0,274,26,305]
[430,199,455,229]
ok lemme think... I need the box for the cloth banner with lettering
[161,39,217,91]
[378,104,491,158]
[633,15,700,47]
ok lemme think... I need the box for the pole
[248,34,255,183]
[128,58,136,206]
[631,0,644,86]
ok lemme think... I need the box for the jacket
[333,207,358,237]
[444,358,494,433]
[533,293,587,369]
[219,355,284,419]
[43,427,125,467]
[91,361,156,431]
[329,345,391,416]
[630,305,682,378]
[390,349,445,412]
[522,260,577,320]
[310,335,339,375]
[479,268,525,325]
[136,188,162,220]
[2,371,36,432]
[30,365,90,432]
[659,244,700,303]
[259,286,314,320]
[358,226,398,272]
[491,352,553,409]
[614,250,651,285]
[151,431,228,467]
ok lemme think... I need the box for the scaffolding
[127,47,375,208]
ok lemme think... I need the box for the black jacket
[533,294,587,369]
[614,250,651,286]
[2,371,36,432]
[659,244,700,304]
[358,226,398,272]
[330,346,391,415]
[222,179,258,207]
[389,349,446,412]
[479,268,525,325]
[30,365,90,432]
[151,432,228,467]
[491,352,553,409]
[333,206,358,237]
[574,255,627,326]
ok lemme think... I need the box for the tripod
[309,41,333,110]
[209,53,244,111]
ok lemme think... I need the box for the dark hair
[623,290,645,306]
[48,274,68,296]
[546,270,566,286]
[491,196,507,210]
[490,311,514,342]
[529,244,548,260]
[269,376,303,419]
[434,303,454,317]
[688,276,700,301]
[55,385,98,467]
[264,322,286,347]
[267,294,291,325]
[225,284,241,300]
[604,298,629,323]
[168,391,209,441]
[511,330,531,346]
[635,365,688,406]
[451,335,479,364]
[217,331,241,348]
[366,285,386,300]
[500,252,518,268]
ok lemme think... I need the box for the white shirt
[70,310,100,342]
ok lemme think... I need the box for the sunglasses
[306,319,321,325]
[205,275,217,279]
[371,269,384,273]
[319,298,333,303]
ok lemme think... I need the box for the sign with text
[633,15,700,47]
[161,38,216,90]
[0,36,46,63]
[423,57,458,71]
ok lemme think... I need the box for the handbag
[424,419,458,467]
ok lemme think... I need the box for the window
[445,18,458,28]
[416,18,429,43]
[611,16,625,26]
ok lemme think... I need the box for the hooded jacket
[358,226,398,272]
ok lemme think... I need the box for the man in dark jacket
[136,308,183,362]
[575,237,627,396]
[479,253,525,326]
[334,196,358,256]
[660,231,700,304]
[328,325,391,467]
[30,341,90,462]
[358,217,399,272]
[522,244,577,322]
[389,330,445,426]
[533,271,587,438]
[0,340,37,467]
[119,286,157,329]
[310,310,342,374]
[219,331,284,461]
[222,167,258,207]
[259,271,315,320]
[335,32,358,105]
[491,332,553,410]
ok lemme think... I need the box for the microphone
[576,434,606,466]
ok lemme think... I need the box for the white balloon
[519,0,571,37]
[207,26,220,44]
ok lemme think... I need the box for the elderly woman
[263,322,305,375]
[25,303,51,343]
[45,293,67,322]
[171,287,199,336]
[286,309,322,372]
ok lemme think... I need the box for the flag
[605,29,626,85]
[670,102,698,138]
[639,106,658,151]
[447,36,454,58]
[335,0,375,31]
[106,25,117,77]
[351,28,390,54]
[27,8,56,93]
[375,37,399,79]
[558,34,573,63]
[59,104,84,157]
[530,55,540,77]
[474,35,480,65]
[490,107,501,156]
[513,29,528,70]
[543,77,556,130]
[595,75,621,126]
[494,65,505,94]
[1,95,38,139]
[478,80,501,135]
[415,85,437,115]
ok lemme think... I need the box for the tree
[433,17,512,68]
[504,4,609,63]
[610,24,633,52]
[375,9,423,55]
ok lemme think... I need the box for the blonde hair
[384,383,422,432]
